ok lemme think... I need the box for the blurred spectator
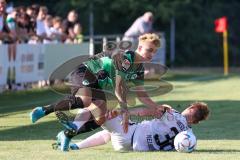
[36,6,48,41]
[17,6,26,15]
[51,16,65,42]
[16,12,34,43]
[0,0,12,43]
[43,14,52,43]
[123,11,153,42]
[73,23,83,44]
[44,16,63,43]
[30,4,40,18]
[62,10,79,40]
[1,3,84,44]
[6,8,17,34]
[26,6,33,17]
[26,5,38,31]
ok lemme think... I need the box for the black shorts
[69,64,106,101]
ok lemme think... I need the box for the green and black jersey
[83,50,144,92]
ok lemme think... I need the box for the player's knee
[65,95,84,109]
[87,100,107,125]
[93,100,107,111]
[101,130,111,143]
[77,95,92,107]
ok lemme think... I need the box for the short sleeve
[113,50,134,73]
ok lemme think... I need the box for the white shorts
[102,116,137,151]
[132,122,151,151]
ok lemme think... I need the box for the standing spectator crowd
[0,0,83,44]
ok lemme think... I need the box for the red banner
[215,17,227,33]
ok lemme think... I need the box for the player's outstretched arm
[135,86,165,110]
[128,106,164,118]
[115,74,129,133]
[105,105,171,119]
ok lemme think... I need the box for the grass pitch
[0,70,240,160]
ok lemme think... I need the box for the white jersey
[102,116,137,151]
[132,109,190,151]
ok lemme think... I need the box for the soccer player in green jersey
[30,33,163,151]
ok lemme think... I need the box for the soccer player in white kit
[61,102,209,152]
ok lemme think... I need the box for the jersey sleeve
[113,51,134,73]
[113,50,135,78]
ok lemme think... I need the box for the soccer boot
[56,130,71,151]
[70,143,80,150]
[55,111,78,133]
[30,107,45,123]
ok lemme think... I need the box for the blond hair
[139,33,161,48]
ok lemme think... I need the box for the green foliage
[10,0,240,66]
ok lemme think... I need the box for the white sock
[73,108,91,130]
[75,130,111,149]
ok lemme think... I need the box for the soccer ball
[174,130,197,153]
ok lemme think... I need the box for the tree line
[11,0,240,66]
